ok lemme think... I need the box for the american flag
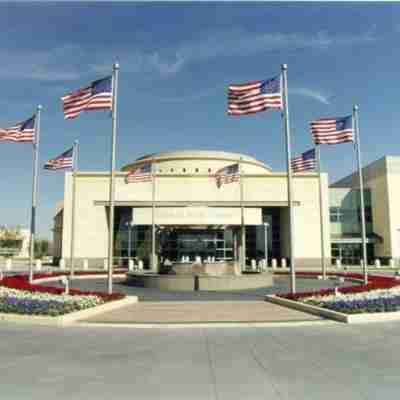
[0,115,35,143]
[228,76,282,116]
[215,163,240,188]
[311,115,354,145]
[44,147,74,170]
[61,76,112,120]
[291,149,316,173]
[125,162,152,183]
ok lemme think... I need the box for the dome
[121,150,272,174]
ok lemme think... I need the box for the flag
[61,76,112,120]
[125,162,152,183]
[0,115,35,143]
[311,115,354,145]
[215,163,240,188]
[291,149,316,173]
[228,76,282,116]
[44,147,74,170]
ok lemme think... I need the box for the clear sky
[1,1,399,239]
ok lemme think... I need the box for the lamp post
[263,222,269,267]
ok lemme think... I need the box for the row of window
[157,167,212,174]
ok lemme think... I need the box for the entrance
[160,228,234,262]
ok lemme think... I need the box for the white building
[53,150,330,269]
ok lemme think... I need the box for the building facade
[53,150,330,269]
[330,156,400,265]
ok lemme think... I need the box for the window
[182,168,186,173]
[170,168,174,173]
[195,168,199,173]
[330,207,342,222]
[208,168,212,173]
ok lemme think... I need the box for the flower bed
[301,288,400,314]
[0,286,104,316]
[0,273,125,302]
[0,271,126,316]
[277,271,400,314]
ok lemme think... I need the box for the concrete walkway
[83,300,322,324]
[1,320,400,399]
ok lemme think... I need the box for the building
[330,156,400,265]
[53,150,330,269]
[0,226,30,258]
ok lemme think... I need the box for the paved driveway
[0,321,399,399]
[49,275,353,302]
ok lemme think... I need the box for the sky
[1,1,400,239]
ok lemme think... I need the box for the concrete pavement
[1,321,399,399]
[82,300,322,324]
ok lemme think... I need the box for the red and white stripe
[125,174,152,183]
[216,174,240,186]
[311,118,354,145]
[125,170,152,183]
[291,157,316,173]
[61,88,112,120]
[44,158,73,170]
[0,125,34,143]
[228,80,282,116]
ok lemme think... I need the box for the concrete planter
[265,294,400,324]
[0,296,138,326]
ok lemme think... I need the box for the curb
[265,294,400,324]
[76,319,337,329]
[32,273,126,284]
[0,296,138,326]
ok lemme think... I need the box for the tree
[34,239,50,259]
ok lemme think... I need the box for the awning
[133,206,262,226]
[330,232,383,244]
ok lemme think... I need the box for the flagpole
[316,146,327,279]
[28,105,42,283]
[353,105,368,284]
[281,64,296,294]
[239,157,246,270]
[151,157,156,272]
[107,62,119,295]
[70,140,79,277]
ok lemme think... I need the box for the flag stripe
[311,116,354,145]
[44,147,74,170]
[291,149,316,173]
[227,76,282,116]
[0,116,35,143]
[125,162,153,183]
[62,77,112,120]
[214,163,240,187]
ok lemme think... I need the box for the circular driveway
[49,275,353,302]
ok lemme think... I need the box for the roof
[121,150,272,173]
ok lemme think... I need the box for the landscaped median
[0,271,138,325]
[266,272,400,323]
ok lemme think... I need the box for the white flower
[302,287,400,304]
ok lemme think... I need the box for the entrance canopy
[133,206,262,225]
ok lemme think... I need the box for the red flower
[0,272,126,302]
[277,272,399,300]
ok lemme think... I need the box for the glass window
[330,207,341,222]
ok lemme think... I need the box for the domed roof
[121,150,272,174]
